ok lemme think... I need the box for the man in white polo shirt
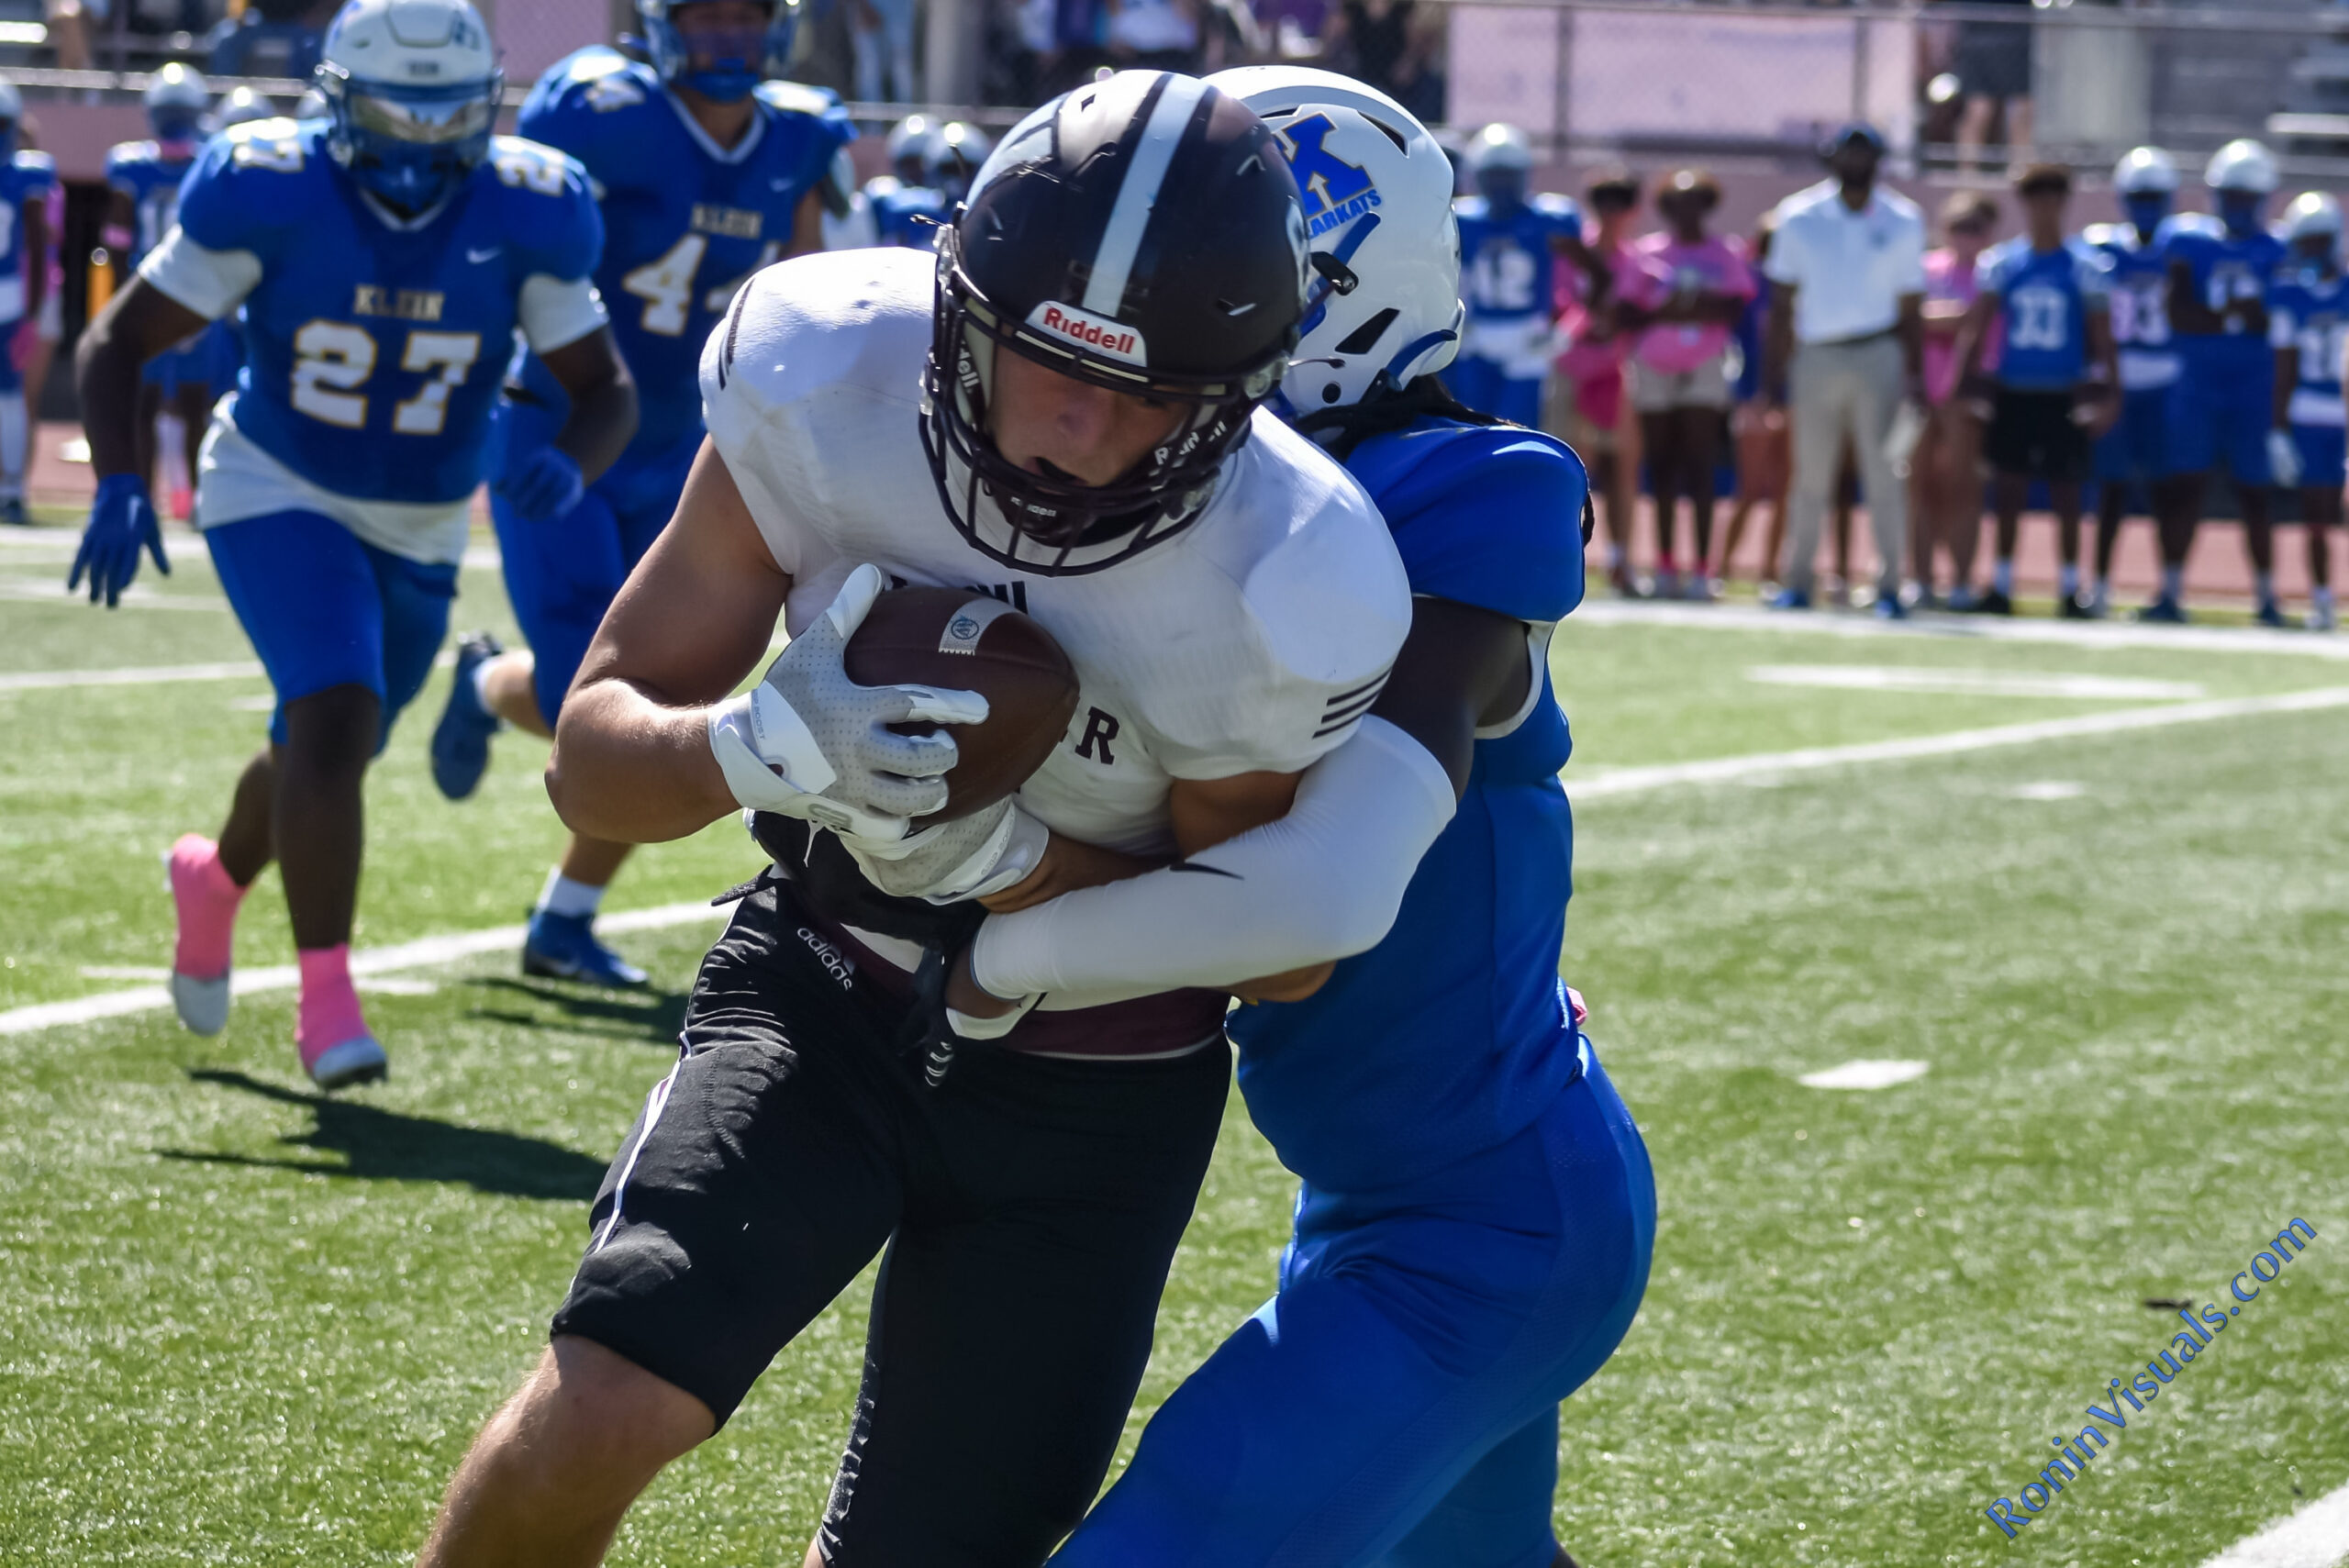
[1760,122,1927,614]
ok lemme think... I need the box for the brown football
[842,586,1080,823]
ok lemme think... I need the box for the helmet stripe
[1080,72,1212,319]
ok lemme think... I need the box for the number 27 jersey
[150,119,602,511]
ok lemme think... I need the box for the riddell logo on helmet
[1027,302,1149,365]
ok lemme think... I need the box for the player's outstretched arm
[540,328,637,489]
[66,278,213,605]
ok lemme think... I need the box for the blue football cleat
[2254,597,2290,629]
[1769,587,1811,611]
[523,908,649,988]
[0,497,28,527]
[2135,596,2188,625]
[1872,592,1909,620]
[430,632,504,800]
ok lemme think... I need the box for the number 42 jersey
[138,118,607,563]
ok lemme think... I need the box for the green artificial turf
[0,550,2343,1565]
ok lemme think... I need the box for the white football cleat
[169,971,233,1037]
[304,1034,388,1092]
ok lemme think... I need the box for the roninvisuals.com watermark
[1982,1218,2321,1540]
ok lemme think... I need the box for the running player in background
[2267,191,2347,632]
[1624,168,1753,601]
[2153,139,2287,624]
[2084,146,2181,619]
[0,80,50,526]
[1912,192,1995,610]
[1448,124,1591,427]
[1055,68,1652,1567]
[70,0,635,1088]
[869,113,948,247]
[1551,166,1644,593]
[428,0,846,988]
[106,64,217,523]
[1954,163,2115,617]
[866,110,934,201]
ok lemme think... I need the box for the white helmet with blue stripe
[1208,65,1464,417]
[212,84,280,132]
[317,0,502,214]
[2206,139,2279,195]
[2279,190,2343,243]
[637,0,798,104]
[2112,145,2177,195]
[146,62,211,145]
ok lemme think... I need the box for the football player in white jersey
[417,72,1468,1568]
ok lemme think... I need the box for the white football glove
[838,796,1050,904]
[2268,428,2304,490]
[707,563,989,842]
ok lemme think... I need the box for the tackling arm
[537,327,638,487]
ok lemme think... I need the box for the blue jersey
[513,52,851,459]
[1975,236,2110,390]
[1453,193,1582,326]
[0,150,56,322]
[2162,212,2285,366]
[2082,221,2177,391]
[1225,418,1587,1192]
[2269,267,2349,427]
[106,139,197,266]
[176,120,602,506]
[872,182,948,249]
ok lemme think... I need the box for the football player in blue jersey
[2153,139,2289,624]
[1448,121,1609,426]
[426,0,850,989]
[1954,163,2116,617]
[0,78,54,526]
[1054,67,1653,1568]
[106,64,219,523]
[67,0,637,1090]
[2267,192,2347,632]
[2084,146,2181,618]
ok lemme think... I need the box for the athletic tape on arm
[971,717,1456,1000]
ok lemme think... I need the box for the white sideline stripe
[0,900,729,1037]
[1575,599,2349,662]
[1746,664,2206,701]
[2199,1480,2349,1568]
[0,576,226,610]
[1798,1059,1929,1090]
[13,684,2349,1038]
[1572,686,2349,799]
[0,660,263,693]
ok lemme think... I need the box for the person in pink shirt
[1546,166,1645,594]
[1623,169,1755,599]
[1911,192,1998,608]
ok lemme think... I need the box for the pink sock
[295,945,370,1062]
[169,833,246,981]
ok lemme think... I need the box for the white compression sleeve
[970,716,1456,1003]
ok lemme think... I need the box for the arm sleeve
[518,273,608,352]
[137,228,261,319]
[969,716,1457,1001]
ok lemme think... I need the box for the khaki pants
[1782,334,1907,595]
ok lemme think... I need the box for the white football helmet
[2280,190,2343,242]
[316,0,501,212]
[213,84,279,132]
[2205,139,2279,195]
[1466,122,1534,177]
[1208,65,1464,413]
[886,113,937,182]
[2112,146,2177,195]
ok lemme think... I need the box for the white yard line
[2199,1480,2349,1568]
[10,682,2349,1039]
[1746,664,2206,700]
[0,660,264,694]
[0,576,226,610]
[0,900,730,1036]
[1575,599,2349,662]
[1572,686,2349,799]
[1798,1060,1931,1090]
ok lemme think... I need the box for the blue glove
[500,446,584,523]
[68,473,168,607]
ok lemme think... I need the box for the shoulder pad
[485,135,590,196]
[210,120,317,180]
[15,150,55,175]
[1452,195,1489,222]
[1530,191,1579,220]
[756,79,841,118]
[528,48,655,120]
[2080,222,2124,250]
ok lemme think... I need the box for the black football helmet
[922,71,1310,575]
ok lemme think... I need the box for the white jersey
[703,247,1412,865]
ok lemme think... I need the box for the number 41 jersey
[139,119,604,561]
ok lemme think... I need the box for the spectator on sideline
[1763,121,1927,615]
[1912,191,1997,609]
[1106,0,1203,72]
[1319,0,1442,121]
[1718,213,1787,589]
[1952,163,2117,617]
[2084,146,2181,619]
[852,0,918,102]
[1625,168,1753,601]
[1950,0,2033,174]
[1551,166,1644,595]
[2267,191,2347,632]
[207,0,333,78]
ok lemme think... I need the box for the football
[842,585,1081,823]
